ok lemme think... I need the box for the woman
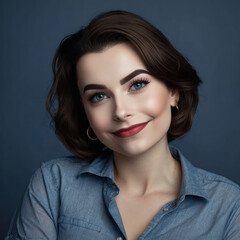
[5,10,240,240]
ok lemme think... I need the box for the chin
[108,137,158,158]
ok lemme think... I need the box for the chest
[115,192,177,240]
[57,184,226,240]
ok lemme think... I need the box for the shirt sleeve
[5,164,60,240]
[224,198,240,240]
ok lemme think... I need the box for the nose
[112,94,133,121]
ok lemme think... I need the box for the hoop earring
[176,104,179,111]
[87,126,98,141]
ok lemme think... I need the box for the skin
[76,42,182,198]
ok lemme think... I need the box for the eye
[130,79,150,91]
[89,92,108,103]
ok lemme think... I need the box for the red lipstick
[113,121,150,138]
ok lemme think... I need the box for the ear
[169,89,180,107]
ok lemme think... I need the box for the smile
[113,121,150,138]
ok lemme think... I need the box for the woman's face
[77,42,178,157]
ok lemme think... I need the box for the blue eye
[90,93,108,103]
[130,79,149,91]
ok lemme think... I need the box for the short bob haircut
[46,10,202,160]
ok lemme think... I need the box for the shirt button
[117,237,123,240]
[163,207,169,212]
[112,184,116,189]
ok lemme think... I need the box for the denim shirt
[5,146,240,240]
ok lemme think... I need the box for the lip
[113,121,150,138]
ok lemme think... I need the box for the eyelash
[88,78,150,103]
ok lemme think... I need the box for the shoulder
[196,166,240,191]
[41,156,90,175]
[29,156,91,193]
[195,166,240,201]
[171,145,240,200]
[192,166,240,238]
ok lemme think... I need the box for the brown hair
[46,10,202,160]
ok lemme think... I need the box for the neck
[113,138,182,197]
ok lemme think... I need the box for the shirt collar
[77,147,115,179]
[169,146,210,200]
[77,146,210,200]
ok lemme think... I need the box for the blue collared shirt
[5,146,240,239]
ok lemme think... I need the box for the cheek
[142,90,170,118]
[84,105,110,134]
[143,91,172,139]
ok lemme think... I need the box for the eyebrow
[83,69,150,93]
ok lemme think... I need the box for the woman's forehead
[76,43,147,85]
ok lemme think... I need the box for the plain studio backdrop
[1,0,240,238]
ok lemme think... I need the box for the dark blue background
[1,0,240,238]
